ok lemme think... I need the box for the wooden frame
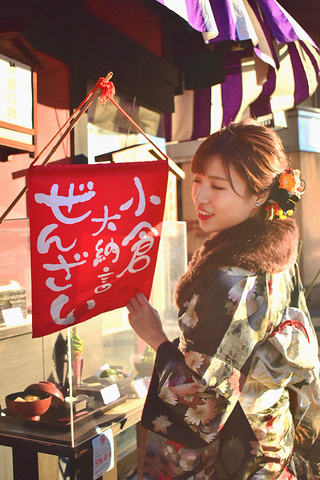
[0,33,39,159]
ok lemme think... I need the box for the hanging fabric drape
[156,0,320,141]
[28,160,168,338]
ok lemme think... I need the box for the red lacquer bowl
[6,391,52,420]
[24,381,64,407]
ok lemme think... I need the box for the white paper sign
[100,383,120,405]
[0,54,33,128]
[2,307,27,327]
[132,378,149,398]
[92,428,114,479]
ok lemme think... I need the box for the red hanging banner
[28,160,168,338]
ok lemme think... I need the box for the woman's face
[192,154,260,235]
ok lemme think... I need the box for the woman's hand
[127,292,168,351]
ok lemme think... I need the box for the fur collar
[174,218,299,309]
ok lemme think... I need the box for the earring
[256,202,259,207]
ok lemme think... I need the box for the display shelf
[0,397,145,480]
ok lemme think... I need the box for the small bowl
[24,381,64,407]
[6,391,52,420]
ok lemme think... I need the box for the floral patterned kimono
[141,218,320,480]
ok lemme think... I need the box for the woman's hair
[192,117,289,197]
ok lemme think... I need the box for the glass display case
[0,218,187,480]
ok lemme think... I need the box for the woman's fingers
[126,293,168,350]
[126,292,148,312]
[127,296,139,310]
[135,292,147,304]
[126,302,134,313]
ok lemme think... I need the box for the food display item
[71,328,84,387]
[24,381,64,407]
[71,328,84,361]
[6,391,52,419]
[24,395,41,402]
[14,394,41,402]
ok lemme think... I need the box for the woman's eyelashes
[193,177,225,190]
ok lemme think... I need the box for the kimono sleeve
[141,267,271,448]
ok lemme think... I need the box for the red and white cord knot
[97,77,116,103]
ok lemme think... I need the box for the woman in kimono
[127,118,320,479]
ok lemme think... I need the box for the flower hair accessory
[265,169,305,220]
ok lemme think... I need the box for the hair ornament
[265,168,305,220]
